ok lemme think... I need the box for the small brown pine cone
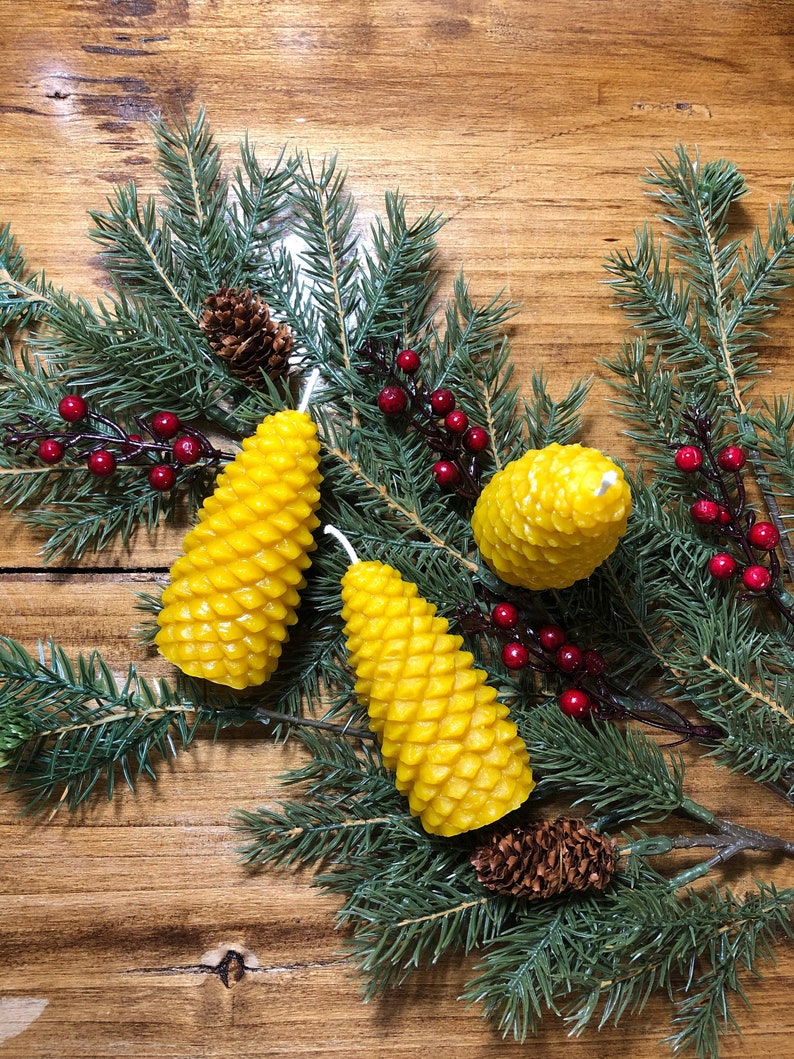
[200,286,293,385]
[470,817,618,900]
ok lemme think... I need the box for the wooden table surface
[1,2,793,1056]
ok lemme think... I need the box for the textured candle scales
[472,442,631,591]
[155,409,323,689]
[340,560,535,836]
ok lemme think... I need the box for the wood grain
[1,2,793,1055]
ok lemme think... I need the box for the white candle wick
[594,470,618,497]
[298,367,322,413]
[324,524,360,564]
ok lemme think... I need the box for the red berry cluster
[674,415,784,599]
[3,395,229,492]
[463,598,722,742]
[488,601,605,720]
[365,340,490,499]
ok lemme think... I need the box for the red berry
[444,409,469,434]
[742,565,772,592]
[86,449,116,477]
[173,435,202,465]
[429,388,456,416]
[717,445,746,472]
[122,433,145,456]
[492,602,519,629]
[716,506,733,526]
[559,689,592,719]
[37,439,65,464]
[501,642,530,670]
[538,624,567,651]
[151,411,181,439]
[747,521,780,550]
[708,553,738,580]
[691,499,720,525]
[377,385,408,416]
[432,460,461,486]
[555,643,583,673]
[58,394,88,423]
[463,426,489,453]
[396,348,420,373]
[148,463,177,491]
[582,649,607,676]
[674,445,704,472]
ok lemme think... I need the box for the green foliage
[237,702,794,1055]
[604,145,794,461]
[0,224,53,331]
[2,119,794,1055]
[464,879,793,1054]
[0,636,248,809]
[599,144,794,799]
[526,701,688,821]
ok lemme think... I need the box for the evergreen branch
[321,434,478,573]
[0,266,54,325]
[0,635,370,812]
[700,652,793,725]
[730,191,794,334]
[236,803,414,867]
[702,703,794,797]
[152,108,235,296]
[23,489,177,562]
[126,210,200,323]
[601,337,689,462]
[352,191,444,345]
[335,857,510,998]
[685,152,754,421]
[462,338,524,471]
[235,730,411,868]
[527,701,688,821]
[605,223,709,365]
[522,368,591,451]
[287,152,359,378]
[225,135,293,289]
[89,181,200,323]
[0,457,214,562]
[0,636,241,811]
[0,225,55,330]
[435,274,520,374]
[465,880,793,1053]
[663,884,794,1057]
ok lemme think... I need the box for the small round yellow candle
[471,442,631,591]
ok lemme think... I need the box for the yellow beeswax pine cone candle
[155,408,322,690]
[471,442,631,591]
[338,555,535,837]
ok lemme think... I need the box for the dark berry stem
[459,599,722,744]
[3,410,233,465]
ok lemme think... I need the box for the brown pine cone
[470,817,618,900]
[200,286,293,385]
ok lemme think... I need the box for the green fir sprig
[599,146,794,797]
[1,118,793,1056]
[0,635,250,809]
